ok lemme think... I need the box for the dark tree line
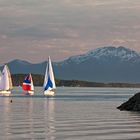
[11,74,140,87]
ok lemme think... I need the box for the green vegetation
[12,74,140,88]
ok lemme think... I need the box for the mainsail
[22,73,34,92]
[43,56,56,96]
[0,65,13,96]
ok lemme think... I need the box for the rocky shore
[117,92,140,111]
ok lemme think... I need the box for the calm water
[0,87,140,140]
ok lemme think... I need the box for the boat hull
[24,90,34,96]
[44,90,55,96]
[0,90,11,96]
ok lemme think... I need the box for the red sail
[22,74,31,91]
[22,83,31,91]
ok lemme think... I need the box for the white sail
[0,65,13,96]
[0,69,5,90]
[43,56,56,96]
[30,74,34,91]
[29,73,34,95]
[1,65,10,90]
[6,65,13,90]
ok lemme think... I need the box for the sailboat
[0,65,13,96]
[22,73,34,96]
[43,56,56,96]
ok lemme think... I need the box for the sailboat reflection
[44,98,56,140]
[2,98,13,139]
[3,98,35,138]
[1,97,56,139]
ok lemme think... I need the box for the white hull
[44,90,54,96]
[24,90,34,96]
[0,90,11,96]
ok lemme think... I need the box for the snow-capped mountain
[61,46,140,64]
[1,46,140,82]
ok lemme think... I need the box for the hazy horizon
[0,0,140,63]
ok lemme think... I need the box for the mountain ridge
[1,46,140,83]
[60,46,140,64]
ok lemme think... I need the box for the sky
[0,0,140,63]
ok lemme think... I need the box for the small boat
[43,56,56,96]
[22,73,34,96]
[0,65,13,96]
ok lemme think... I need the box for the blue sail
[23,74,31,84]
[44,76,53,91]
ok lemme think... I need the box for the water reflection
[1,87,140,140]
[2,98,12,139]
[44,98,56,140]
[25,98,34,138]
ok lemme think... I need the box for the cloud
[0,0,140,63]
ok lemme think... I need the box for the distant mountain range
[1,46,140,83]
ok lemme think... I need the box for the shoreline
[12,74,140,88]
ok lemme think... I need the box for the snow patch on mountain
[61,46,140,64]
[89,46,139,60]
